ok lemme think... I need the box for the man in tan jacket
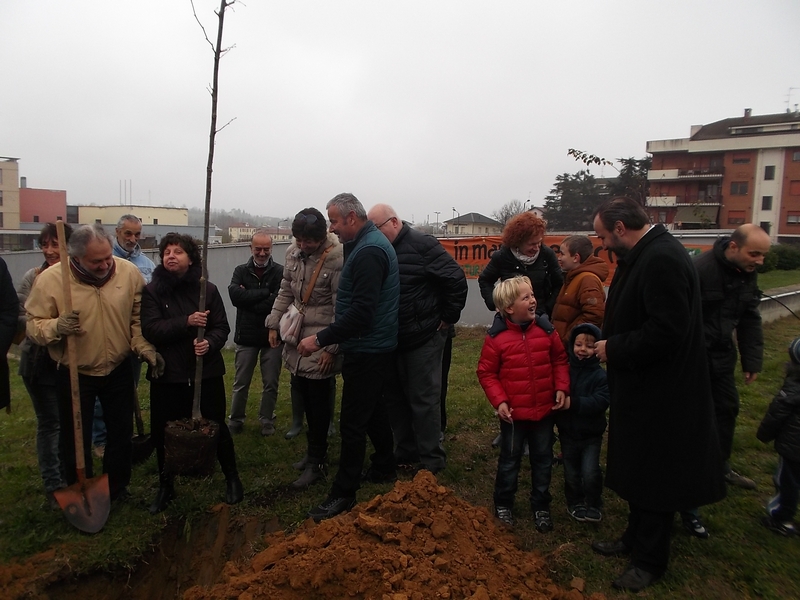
[26,224,163,502]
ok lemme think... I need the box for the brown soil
[0,472,604,600]
[185,471,603,600]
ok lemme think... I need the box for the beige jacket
[25,257,155,376]
[266,233,343,379]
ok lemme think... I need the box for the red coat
[477,313,570,422]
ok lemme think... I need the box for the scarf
[69,257,116,288]
[511,247,539,265]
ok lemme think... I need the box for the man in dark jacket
[0,256,19,411]
[367,204,467,474]
[227,231,284,436]
[694,223,770,488]
[591,198,725,592]
[298,193,400,522]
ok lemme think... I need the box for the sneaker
[494,506,514,526]
[534,510,553,533]
[227,421,243,435]
[491,433,501,448]
[567,504,587,522]
[260,421,276,436]
[724,469,757,490]
[681,514,709,539]
[761,515,797,536]
[307,496,356,522]
[584,506,603,523]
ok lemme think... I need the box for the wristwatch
[314,335,321,348]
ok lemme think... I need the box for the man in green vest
[298,193,400,521]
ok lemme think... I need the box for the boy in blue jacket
[554,323,610,523]
[757,336,800,536]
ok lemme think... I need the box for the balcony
[647,195,722,207]
[677,167,724,178]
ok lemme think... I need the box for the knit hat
[789,337,800,365]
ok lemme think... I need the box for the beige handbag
[279,246,332,345]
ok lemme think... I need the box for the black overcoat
[603,225,726,512]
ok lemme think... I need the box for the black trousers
[149,377,237,482]
[291,374,335,461]
[330,352,396,498]
[57,361,134,500]
[708,349,740,469]
[621,503,674,575]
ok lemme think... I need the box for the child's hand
[497,402,514,423]
[553,391,569,411]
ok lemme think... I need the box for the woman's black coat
[141,264,230,383]
[603,224,726,512]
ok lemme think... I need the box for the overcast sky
[2,0,799,225]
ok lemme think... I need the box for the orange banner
[438,236,712,282]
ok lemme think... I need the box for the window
[730,181,749,195]
[0,191,3,206]
[728,210,746,225]
[153,218,158,225]
[658,211,667,223]
[762,196,773,210]
[765,166,775,180]
[709,157,723,168]
[793,151,800,161]
[95,219,102,224]
[33,215,39,223]
[732,154,750,164]
[0,169,3,184]
[0,213,4,227]
[760,221,771,235]
[788,212,800,224]
[790,181,800,196]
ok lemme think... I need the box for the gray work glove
[56,311,81,336]
[142,350,166,378]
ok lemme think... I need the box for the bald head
[367,203,402,243]
[726,224,771,273]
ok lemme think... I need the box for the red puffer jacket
[477,313,570,422]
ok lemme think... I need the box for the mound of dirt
[185,471,605,600]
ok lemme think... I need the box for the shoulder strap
[301,245,333,305]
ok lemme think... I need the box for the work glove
[56,311,81,336]
[142,350,166,378]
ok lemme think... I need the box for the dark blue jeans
[493,416,554,511]
[768,456,800,522]
[561,435,603,509]
[23,376,65,493]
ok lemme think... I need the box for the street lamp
[452,207,460,235]
[434,211,440,236]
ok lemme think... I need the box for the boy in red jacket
[477,276,570,531]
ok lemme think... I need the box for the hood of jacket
[568,322,602,368]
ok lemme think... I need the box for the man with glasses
[367,203,467,476]
[227,230,284,436]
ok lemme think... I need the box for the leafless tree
[492,199,527,226]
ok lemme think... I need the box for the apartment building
[646,109,800,241]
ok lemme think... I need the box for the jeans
[493,416,555,511]
[23,376,65,493]
[57,361,135,500]
[92,355,140,446]
[330,352,396,498]
[228,344,282,426]
[768,456,800,523]
[292,374,335,460]
[385,330,447,471]
[561,435,603,508]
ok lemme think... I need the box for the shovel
[52,220,110,534]
[131,387,153,465]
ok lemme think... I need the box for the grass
[757,269,800,290]
[2,319,800,598]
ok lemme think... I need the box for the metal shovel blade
[53,474,111,534]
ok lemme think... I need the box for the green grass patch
[2,321,800,597]
[758,269,800,290]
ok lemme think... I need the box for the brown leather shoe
[591,539,631,556]
[612,565,661,591]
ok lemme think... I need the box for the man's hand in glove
[56,311,81,336]
[142,351,166,378]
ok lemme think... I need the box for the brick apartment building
[646,109,800,241]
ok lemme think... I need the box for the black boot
[226,475,244,505]
[291,459,327,489]
[285,388,305,440]
[149,479,175,515]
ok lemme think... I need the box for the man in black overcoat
[590,198,726,592]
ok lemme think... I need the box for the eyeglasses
[296,213,318,225]
[376,217,394,229]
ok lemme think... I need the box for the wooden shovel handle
[56,220,86,479]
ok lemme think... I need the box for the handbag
[279,245,333,346]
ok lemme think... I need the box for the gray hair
[251,229,272,241]
[116,214,142,228]
[326,192,367,220]
[68,224,114,258]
